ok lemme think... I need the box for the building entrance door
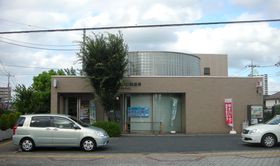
[64,96,95,124]
[66,97,78,117]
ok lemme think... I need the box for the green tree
[32,69,65,113]
[78,32,128,121]
[274,105,280,115]
[13,85,38,114]
[63,67,78,76]
[13,68,77,114]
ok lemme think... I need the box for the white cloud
[172,23,280,69]
[143,3,201,22]
[230,0,280,17]
[268,77,280,94]
[0,0,280,92]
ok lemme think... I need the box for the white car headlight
[95,131,106,137]
[248,129,260,134]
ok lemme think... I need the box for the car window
[16,117,26,127]
[30,116,51,128]
[53,117,75,129]
[266,116,280,125]
[69,116,89,127]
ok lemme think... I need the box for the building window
[204,67,211,76]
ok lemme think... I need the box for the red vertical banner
[224,99,233,127]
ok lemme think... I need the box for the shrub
[7,113,17,128]
[15,111,21,119]
[0,111,21,130]
[93,121,121,137]
[275,105,280,115]
[0,114,9,130]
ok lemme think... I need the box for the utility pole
[81,29,86,76]
[246,60,259,77]
[7,72,11,109]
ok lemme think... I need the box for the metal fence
[125,121,163,134]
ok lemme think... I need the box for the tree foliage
[32,69,65,113]
[13,68,77,114]
[13,85,38,114]
[79,32,128,120]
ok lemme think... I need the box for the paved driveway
[102,134,279,153]
[1,135,280,166]
[1,134,279,153]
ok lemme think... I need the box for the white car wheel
[262,134,276,148]
[81,138,96,151]
[20,138,34,152]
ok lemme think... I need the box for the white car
[12,114,109,152]
[241,115,280,148]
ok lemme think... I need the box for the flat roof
[52,75,262,79]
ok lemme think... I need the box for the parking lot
[1,135,280,166]
[1,134,280,153]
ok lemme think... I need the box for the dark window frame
[204,67,211,76]
[52,116,75,129]
[16,117,26,127]
[30,116,51,128]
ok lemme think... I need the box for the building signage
[224,99,233,127]
[250,105,263,125]
[121,82,142,89]
[89,101,96,124]
[170,98,178,127]
[128,106,149,118]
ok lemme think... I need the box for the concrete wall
[51,76,94,114]
[51,76,262,134]
[196,54,228,76]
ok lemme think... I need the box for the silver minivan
[12,114,109,152]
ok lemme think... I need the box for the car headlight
[95,131,106,137]
[248,129,260,134]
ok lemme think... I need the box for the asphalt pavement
[0,134,279,153]
[0,134,280,165]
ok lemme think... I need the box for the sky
[0,0,280,94]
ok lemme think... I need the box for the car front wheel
[20,138,35,152]
[261,134,276,148]
[81,138,96,151]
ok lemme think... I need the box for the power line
[0,18,47,29]
[2,64,60,70]
[0,36,78,47]
[0,60,9,75]
[0,18,280,34]
[0,74,36,76]
[0,39,79,51]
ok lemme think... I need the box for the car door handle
[53,128,58,131]
[46,128,51,130]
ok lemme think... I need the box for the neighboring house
[264,92,280,111]
[0,87,11,109]
[0,87,10,102]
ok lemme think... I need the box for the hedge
[93,121,121,137]
[0,111,21,130]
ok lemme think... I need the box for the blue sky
[0,0,279,94]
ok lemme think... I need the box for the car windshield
[266,116,280,125]
[69,116,89,127]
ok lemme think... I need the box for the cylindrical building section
[127,51,200,76]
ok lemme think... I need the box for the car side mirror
[73,124,81,130]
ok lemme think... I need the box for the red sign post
[224,98,236,134]
[224,99,233,127]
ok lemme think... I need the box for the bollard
[159,122,163,134]
[127,122,130,133]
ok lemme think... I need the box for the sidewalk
[0,150,279,166]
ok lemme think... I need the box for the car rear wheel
[20,138,35,152]
[261,134,276,148]
[81,138,96,151]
